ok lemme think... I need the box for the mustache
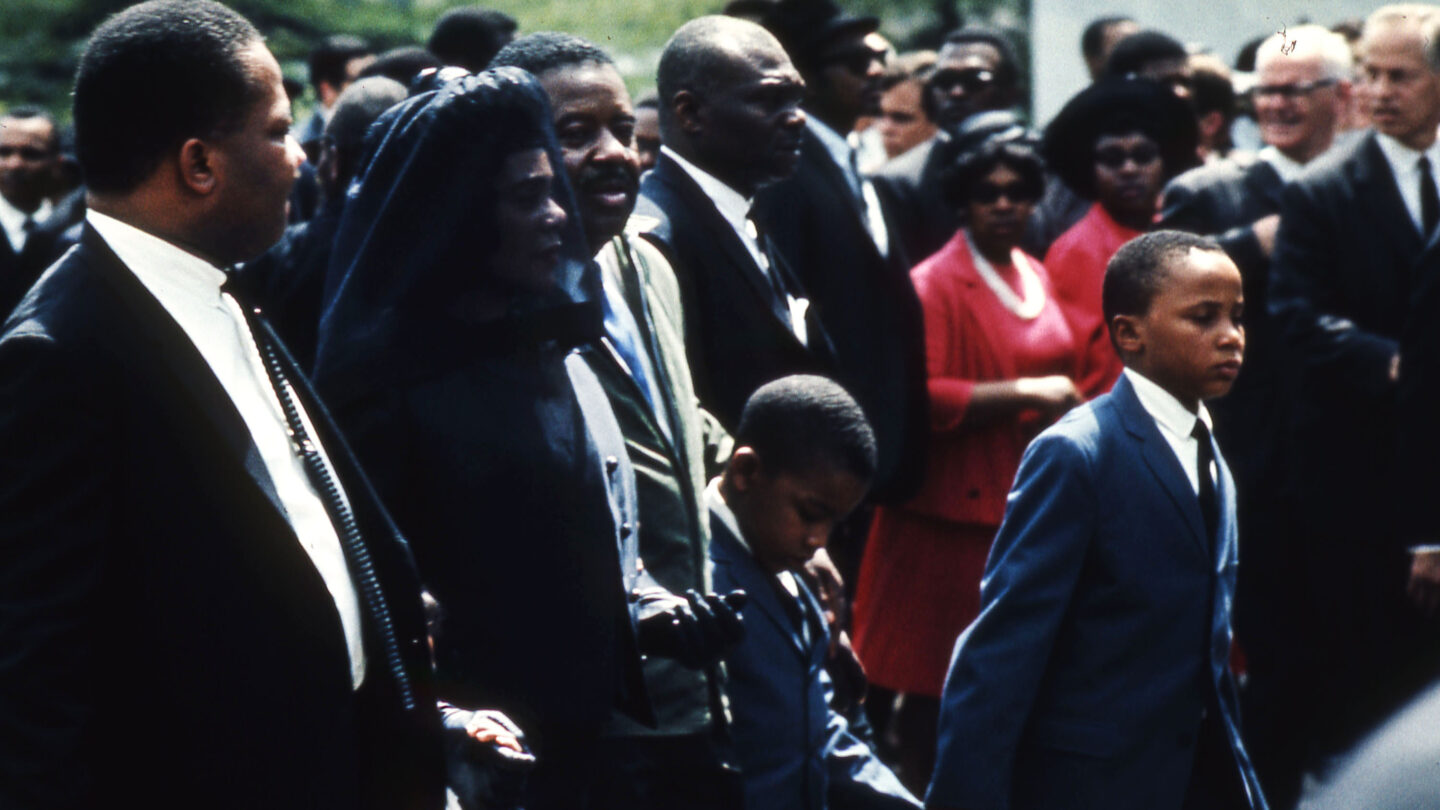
[577,164,639,194]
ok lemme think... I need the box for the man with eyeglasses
[872,27,1023,267]
[0,108,79,316]
[739,0,930,525]
[1157,25,1353,809]
[1270,6,1440,804]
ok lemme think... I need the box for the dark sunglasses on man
[823,46,887,77]
[929,68,996,95]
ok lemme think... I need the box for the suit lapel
[1111,375,1210,559]
[1355,135,1426,258]
[709,511,809,660]
[81,226,290,522]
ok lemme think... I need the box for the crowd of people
[4,0,1440,808]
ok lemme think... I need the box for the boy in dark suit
[707,375,919,810]
[927,231,1267,810]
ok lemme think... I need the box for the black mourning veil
[314,67,601,406]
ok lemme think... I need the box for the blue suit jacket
[708,492,919,810]
[926,374,1266,810]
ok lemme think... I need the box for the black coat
[0,227,445,810]
[753,128,928,502]
[0,189,85,318]
[635,154,837,431]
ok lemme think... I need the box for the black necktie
[227,285,416,709]
[1192,420,1219,551]
[1420,156,1438,237]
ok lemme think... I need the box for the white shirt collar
[1124,367,1212,437]
[1374,131,1440,233]
[661,145,753,228]
[0,193,54,253]
[1258,145,1307,183]
[86,210,228,306]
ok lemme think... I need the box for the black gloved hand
[637,588,747,669]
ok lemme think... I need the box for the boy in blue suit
[927,231,1267,810]
[707,375,920,810]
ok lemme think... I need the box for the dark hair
[1082,16,1135,61]
[634,92,659,110]
[324,76,407,187]
[1103,30,1187,77]
[939,135,1045,211]
[1,106,60,154]
[428,7,518,72]
[489,31,614,75]
[735,375,877,483]
[943,26,1021,87]
[357,46,444,88]
[1103,230,1223,332]
[1189,55,1235,122]
[309,34,372,92]
[73,0,261,194]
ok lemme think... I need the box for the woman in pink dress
[852,135,1089,789]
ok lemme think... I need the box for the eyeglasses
[971,180,1038,204]
[1094,143,1161,169]
[823,47,886,77]
[929,68,997,94]
[1251,78,1338,101]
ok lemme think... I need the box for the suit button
[605,455,619,473]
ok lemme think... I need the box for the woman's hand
[1016,375,1083,416]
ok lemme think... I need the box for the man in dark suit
[0,108,83,316]
[869,27,1023,265]
[1269,3,1440,779]
[0,3,456,807]
[635,15,836,432]
[1159,26,1354,807]
[741,0,928,506]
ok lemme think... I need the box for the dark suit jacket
[236,196,344,372]
[0,190,85,318]
[870,135,955,267]
[635,154,836,430]
[708,494,919,810]
[927,374,1265,810]
[753,127,928,502]
[1269,132,1424,541]
[0,226,444,809]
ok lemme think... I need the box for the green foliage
[1,0,1024,122]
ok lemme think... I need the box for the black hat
[725,0,879,71]
[1042,77,1198,199]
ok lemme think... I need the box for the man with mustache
[1270,3,1440,791]
[1158,27,1354,807]
[491,32,748,808]
[635,15,837,433]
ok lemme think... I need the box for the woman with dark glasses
[1042,77,1200,396]
[850,133,1088,791]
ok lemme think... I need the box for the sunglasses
[971,180,1038,204]
[1094,143,1161,169]
[0,146,54,161]
[824,47,886,77]
[929,68,996,94]
[1252,78,1338,101]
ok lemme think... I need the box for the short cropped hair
[735,375,877,483]
[73,0,261,194]
[944,26,1021,87]
[1082,16,1135,62]
[0,107,60,154]
[1104,30,1187,78]
[309,35,372,92]
[1254,24,1353,80]
[1103,230,1224,328]
[357,46,444,89]
[489,32,614,75]
[428,7,518,72]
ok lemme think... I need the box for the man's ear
[672,89,704,136]
[177,137,218,196]
[1110,313,1144,356]
[726,446,763,494]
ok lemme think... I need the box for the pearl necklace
[965,230,1045,321]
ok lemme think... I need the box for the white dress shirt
[87,210,368,689]
[0,193,52,253]
[1123,368,1215,496]
[1258,145,1307,184]
[661,145,809,345]
[808,116,890,258]
[1373,131,1440,236]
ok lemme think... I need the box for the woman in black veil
[313,68,648,809]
